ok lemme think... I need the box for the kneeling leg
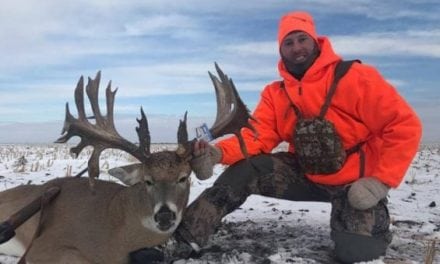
[330,194,392,263]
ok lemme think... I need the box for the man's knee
[331,231,391,263]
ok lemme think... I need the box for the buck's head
[56,64,255,234]
[108,150,192,234]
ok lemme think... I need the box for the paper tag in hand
[195,123,213,142]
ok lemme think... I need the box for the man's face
[280,31,318,72]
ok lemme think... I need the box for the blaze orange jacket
[216,36,422,188]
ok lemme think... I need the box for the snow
[0,143,439,263]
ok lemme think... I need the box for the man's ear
[108,163,143,186]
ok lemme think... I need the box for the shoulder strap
[319,60,360,118]
[280,81,303,119]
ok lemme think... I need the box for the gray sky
[0,0,438,143]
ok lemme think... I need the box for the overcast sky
[0,0,438,144]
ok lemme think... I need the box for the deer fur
[0,151,191,264]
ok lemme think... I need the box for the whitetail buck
[0,64,255,264]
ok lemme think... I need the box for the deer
[0,63,255,264]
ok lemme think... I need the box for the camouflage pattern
[330,193,392,240]
[330,193,392,261]
[178,152,391,254]
[293,118,346,174]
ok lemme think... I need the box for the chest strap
[280,60,365,177]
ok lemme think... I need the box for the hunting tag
[195,123,213,142]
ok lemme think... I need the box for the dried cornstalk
[425,239,436,264]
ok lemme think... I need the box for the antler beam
[56,72,149,190]
[208,63,257,157]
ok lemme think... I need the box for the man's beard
[282,46,319,78]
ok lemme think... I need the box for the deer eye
[178,176,188,184]
[145,179,154,186]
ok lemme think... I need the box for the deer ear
[176,140,195,161]
[108,163,143,186]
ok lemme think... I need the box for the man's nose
[291,42,302,52]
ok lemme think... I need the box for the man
[132,11,422,263]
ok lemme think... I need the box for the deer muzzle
[153,205,177,231]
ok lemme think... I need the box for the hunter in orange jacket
[168,11,423,264]
[216,17,422,189]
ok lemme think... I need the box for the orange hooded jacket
[215,11,422,188]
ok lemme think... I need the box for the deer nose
[154,205,176,231]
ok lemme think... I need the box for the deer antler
[55,72,150,190]
[208,63,257,157]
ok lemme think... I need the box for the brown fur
[0,151,191,264]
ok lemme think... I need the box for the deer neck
[108,184,147,224]
[108,183,170,247]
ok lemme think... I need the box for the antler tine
[136,107,151,158]
[177,111,188,145]
[56,76,86,143]
[208,63,257,158]
[56,72,146,191]
[86,71,105,126]
[176,111,194,157]
[74,76,87,121]
[106,82,117,130]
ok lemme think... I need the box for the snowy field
[0,143,439,263]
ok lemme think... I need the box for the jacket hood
[278,36,341,82]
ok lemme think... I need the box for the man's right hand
[190,140,222,180]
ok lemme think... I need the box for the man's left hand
[347,177,390,210]
[190,140,222,180]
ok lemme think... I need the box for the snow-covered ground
[0,143,439,263]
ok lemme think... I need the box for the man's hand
[190,140,222,180]
[347,177,390,210]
